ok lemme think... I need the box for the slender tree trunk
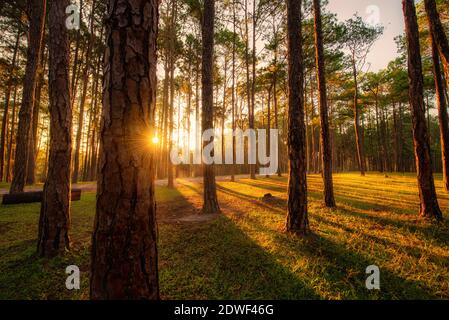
[70,0,82,106]
[0,30,20,182]
[27,41,47,185]
[244,0,255,180]
[88,49,103,181]
[266,86,272,178]
[424,0,449,92]
[313,0,335,208]
[251,0,257,179]
[160,64,169,179]
[286,0,308,235]
[194,55,200,178]
[403,0,443,221]
[10,0,46,193]
[167,0,177,188]
[72,0,96,183]
[430,30,449,192]
[201,0,220,214]
[351,59,366,176]
[309,73,316,173]
[6,85,19,183]
[90,0,160,299]
[37,0,72,257]
[230,0,236,182]
[273,30,281,177]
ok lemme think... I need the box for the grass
[0,172,449,299]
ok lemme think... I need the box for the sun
[151,136,160,145]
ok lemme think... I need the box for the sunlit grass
[0,173,448,299]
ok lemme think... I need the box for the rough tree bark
[424,0,449,90]
[313,0,335,208]
[430,37,449,192]
[402,0,443,221]
[201,0,220,214]
[9,0,46,193]
[425,0,449,192]
[90,0,160,299]
[286,0,309,234]
[37,0,72,257]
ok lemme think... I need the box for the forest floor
[1,172,449,299]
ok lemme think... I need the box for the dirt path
[0,174,256,196]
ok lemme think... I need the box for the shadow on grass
[213,182,447,299]
[235,209,440,299]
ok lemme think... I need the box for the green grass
[1,172,449,299]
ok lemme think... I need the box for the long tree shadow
[334,206,449,247]
[313,214,449,269]
[237,212,442,299]
[157,191,321,299]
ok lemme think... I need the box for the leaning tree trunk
[286,0,309,235]
[9,0,46,194]
[37,0,72,257]
[90,0,160,299]
[313,0,335,208]
[402,0,443,221]
[201,0,220,214]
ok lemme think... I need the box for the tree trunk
[251,0,257,179]
[27,41,47,185]
[313,0,335,208]
[230,0,236,182]
[201,0,220,214]
[430,10,449,191]
[402,0,443,221]
[430,25,449,192]
[244,0,255,180]
[352,60,366,176]
[70,0,83,106]
[167,0,177,188]
[73,0,96,183]
[424,0,449,92]
[6,85,19,182]
[9,0,46,194]
[0,30,20,182]
[37,0,72,257]
[286,0,309,235]
[90,0,160,299]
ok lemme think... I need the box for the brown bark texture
[286,0,309,234]
[37,0,73,257]
[90,0,160,299]
[10,0,46,193]
[313,0,336,208]
[403,0,443,221]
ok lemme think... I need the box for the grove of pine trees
[0,0,448,299]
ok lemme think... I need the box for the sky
[326,0,406,72]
